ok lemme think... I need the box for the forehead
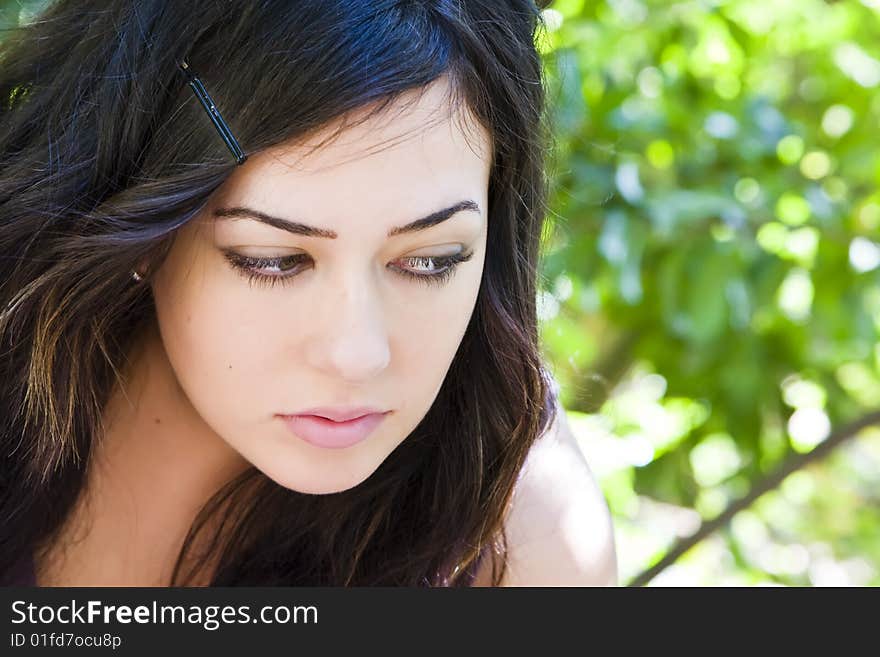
[211,77,493,214]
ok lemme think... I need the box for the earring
[131,270,143,282]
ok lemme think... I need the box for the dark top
[3,553,36,587]
[2,551,483,586]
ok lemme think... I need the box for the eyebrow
[212,200,481,239]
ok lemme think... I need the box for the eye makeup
[220,249,475,290]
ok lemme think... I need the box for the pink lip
[279,412,389,449]
[294,406,388,422]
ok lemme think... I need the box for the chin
[259,461,379,496]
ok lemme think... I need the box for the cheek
[151,259,282,424]
[393,268,483,392]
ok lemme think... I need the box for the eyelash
[222,250,475,290]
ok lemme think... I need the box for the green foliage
[538,0,880,585]
[0,0,49,28]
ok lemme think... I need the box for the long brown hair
[0,0,557,585]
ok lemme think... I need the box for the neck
[36,319,251,586]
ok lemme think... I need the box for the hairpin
[179,60,247,165]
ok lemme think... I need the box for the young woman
[0,0,616,586]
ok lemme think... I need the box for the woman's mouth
[277,412,390,449]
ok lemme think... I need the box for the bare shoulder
[476,396,618,586]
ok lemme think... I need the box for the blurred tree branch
[627,409,880,586]
[568,329,641,413]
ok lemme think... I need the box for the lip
[278,412,390,449]
[293,406,389,422]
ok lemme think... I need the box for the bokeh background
[535,0,880,585]
[3,0,878,585]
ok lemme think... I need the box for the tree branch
[626,409,880,587]
[568,329,641,414]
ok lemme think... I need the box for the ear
[132,257,152,279]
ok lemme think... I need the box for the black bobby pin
[180,60,248,165]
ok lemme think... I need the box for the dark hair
[0,0,557,585]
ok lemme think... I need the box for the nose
[303,270,391,383]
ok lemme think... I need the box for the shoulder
[478,395,618,586]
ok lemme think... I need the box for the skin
[36,76,493,585]
[480,402,618,586]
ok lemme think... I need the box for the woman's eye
[392,252,474,287]
[222,249,474,290]
[223,252,311,288]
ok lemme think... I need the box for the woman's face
[150,78,492,494]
